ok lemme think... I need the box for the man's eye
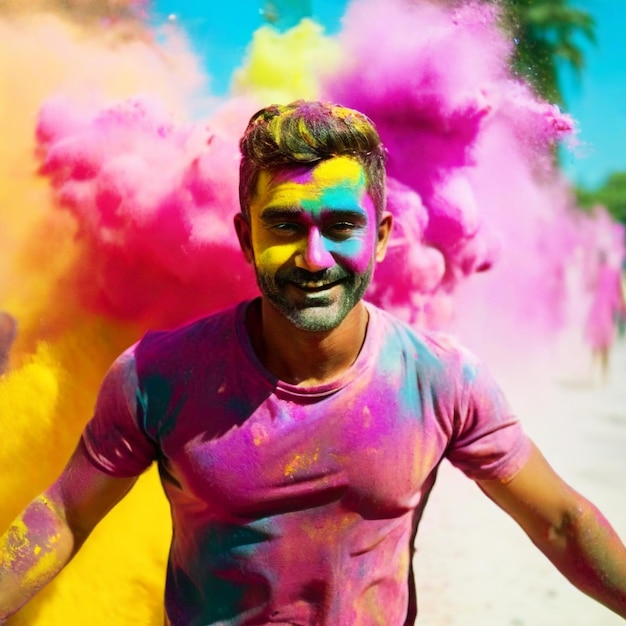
[270,222,303,237]
[326,223,357,238]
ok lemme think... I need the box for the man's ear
[234,213,254,264]
[375,211,394,263]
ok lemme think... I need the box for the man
[1,100,625,625]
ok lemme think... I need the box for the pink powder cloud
[320,0,584,343]
[37,95,258,328]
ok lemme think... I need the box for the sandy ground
[413,335,626,626]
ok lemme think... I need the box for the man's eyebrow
[260,206,303,222]
[323,208,368,221]
[260,206,368,224]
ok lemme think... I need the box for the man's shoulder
[133,301,246,368]
[367,301,470,366]
[148,302,241,339]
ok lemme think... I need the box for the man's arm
[0,442,137,621]
[476,442,626,618]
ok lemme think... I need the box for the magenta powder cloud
[37,95,257,328]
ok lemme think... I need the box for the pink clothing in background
[585,264,625,350]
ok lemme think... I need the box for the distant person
[1,101,625,625]
[585,250,626,384]
[0,312,17,376]
[619,260,626,338]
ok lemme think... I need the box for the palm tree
[577,172,626,226]
[497,0,595,106]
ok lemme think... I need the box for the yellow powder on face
[250,155,367,272]
[252,156,364,213]
[310,156,365,188]
[257,240,302,270]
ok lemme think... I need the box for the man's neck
[246,299,370,386]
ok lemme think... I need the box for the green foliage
[497,0,595,106]
[576,172,626,225]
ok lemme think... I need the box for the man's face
[236,156,391,332]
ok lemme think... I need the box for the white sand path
[414,336,626,626]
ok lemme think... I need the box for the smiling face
[235,156,392,332]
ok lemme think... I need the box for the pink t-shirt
[83,300,531,625]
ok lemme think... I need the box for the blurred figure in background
[619,259,626,338]
[0,312,17,376]
[585,250,626,384]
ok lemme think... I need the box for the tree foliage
[497,0,595,106]
[576,172,626,226]
[493,1,626,226]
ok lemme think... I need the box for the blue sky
[151,0,625,191]
[559,0,626,188]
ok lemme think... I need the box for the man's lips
[289,278,344,293]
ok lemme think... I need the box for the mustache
[276,267,350,285]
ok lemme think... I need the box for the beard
[255,261,374,332]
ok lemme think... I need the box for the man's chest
[157,377,448,520]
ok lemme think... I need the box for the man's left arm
[476,442,626,619]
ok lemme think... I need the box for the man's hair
[239,100,387,220]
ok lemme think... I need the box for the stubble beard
[255,261,374,332]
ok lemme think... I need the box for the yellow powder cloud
[231,18,343,104]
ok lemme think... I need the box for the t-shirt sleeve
[82,346,157,477]
[444,344,532,482]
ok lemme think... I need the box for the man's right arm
[0,442,137,621]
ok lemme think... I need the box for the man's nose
[295,227,335,271]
